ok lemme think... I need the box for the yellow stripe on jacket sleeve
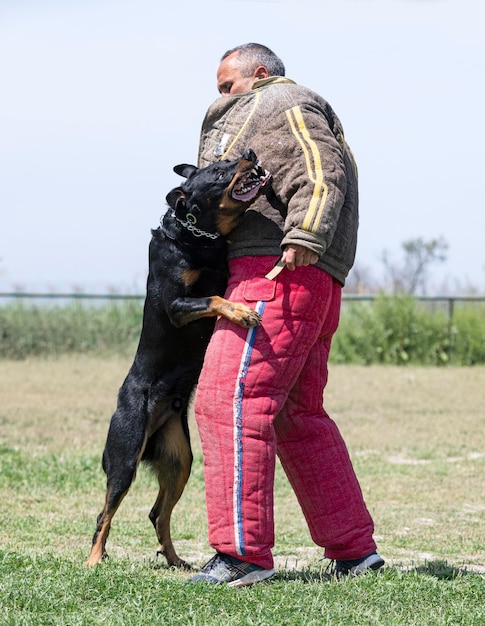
[286,106,328,233]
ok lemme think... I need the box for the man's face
[217,52,259,97]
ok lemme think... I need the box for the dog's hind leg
[85,484,132,566]
[86,406,148,566]
[147,413,193,568]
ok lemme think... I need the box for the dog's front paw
[232,304,262,328]
[240,308,262,328]
[216,299,262,328]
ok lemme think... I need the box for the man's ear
[254,65,269,80]
[173,164,198,179]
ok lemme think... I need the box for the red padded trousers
[194,256,377,569]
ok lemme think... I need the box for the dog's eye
[213,168,225,181]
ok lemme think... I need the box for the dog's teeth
[233,164,270,198]
[249,166,264,180]
[237,179,262,195]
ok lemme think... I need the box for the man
[187,43,384,587]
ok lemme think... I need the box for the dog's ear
[166,188,186,210]
[173,164,198,179]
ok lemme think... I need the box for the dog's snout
[241,148,257,163]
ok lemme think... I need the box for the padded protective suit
[194,256,377,569]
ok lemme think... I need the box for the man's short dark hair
[221,43,286,77]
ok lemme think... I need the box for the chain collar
[165,210,221,240]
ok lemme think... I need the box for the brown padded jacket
[198,77,359,285]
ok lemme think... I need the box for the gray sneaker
[185,552,275,587]
[327,551,385,579]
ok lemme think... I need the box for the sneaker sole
[349,555,385,576]
[227,568,275,588]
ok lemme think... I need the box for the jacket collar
[252,76,296,90]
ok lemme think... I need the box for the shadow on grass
[412,560,476,580]
[273,564,333,584]
[274,559,477,584]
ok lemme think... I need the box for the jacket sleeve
[270,102,348,257]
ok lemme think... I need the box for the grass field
[1,356,484,625]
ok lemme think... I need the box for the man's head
[217,43,285,97]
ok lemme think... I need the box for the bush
[0,299,143,359]
[451,306,485,365]
[1,294,484,364]
[332,294,485,366]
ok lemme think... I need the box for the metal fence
[341,294,485,322]
[2,291,485,322]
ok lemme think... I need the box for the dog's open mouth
[230,161,272,202]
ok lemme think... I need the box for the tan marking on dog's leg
[85,489,129,567]
[181,268,202,287]
[86,433,148,567]
[209,296,262,328]
[150,416,193,568]
[177,296,262,327]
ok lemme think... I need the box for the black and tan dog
[86,149,271,568]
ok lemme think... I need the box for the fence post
[447,298,454,324]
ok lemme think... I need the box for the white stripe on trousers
[232,300,266,556]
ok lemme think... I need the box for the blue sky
[1,0,484,293]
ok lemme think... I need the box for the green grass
[1,552,483,626]
[0,357,484,625]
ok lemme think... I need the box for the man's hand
[281,245,319,270]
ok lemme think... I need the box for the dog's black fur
[86,149,271,568]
